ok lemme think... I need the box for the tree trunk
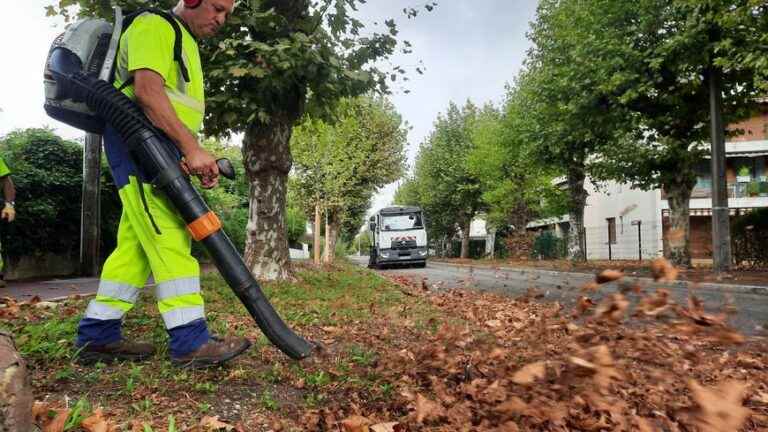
[323,212,340,264]
[242,118,295,281]
[566,164,588,261]
[460,220,471,259]
[313,203,321,266]
[0,331,33,432]
[665,180,694,267]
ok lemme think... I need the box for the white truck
[368,206,428,269]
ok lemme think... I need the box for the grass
[3,260,439,430]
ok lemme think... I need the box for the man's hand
[183,146,220,189]
[1,203,15,222]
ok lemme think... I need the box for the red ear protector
[183,0,203,9]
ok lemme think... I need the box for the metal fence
[581,220,663,261]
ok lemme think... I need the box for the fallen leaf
[200,416,235,431]
[512,361,546,385]
[595,269,624,284]
[485,319,502,328]
[81,409,110,432]
[637,289,671,316]
[688,379,751,432]
[42,409,69,432]
[594,293,629,322]
[370,422,400,432]
[341,415,371,432]
[413,393,444,423]
[651,258,678,282]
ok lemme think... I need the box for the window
[607,218,617,245]
[381,213,423,231]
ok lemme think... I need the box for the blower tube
[48,49,314,360]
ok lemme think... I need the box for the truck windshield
[381,213,423,231]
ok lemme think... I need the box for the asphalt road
[348,255,768,336]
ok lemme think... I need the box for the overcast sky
[0,1,539,213]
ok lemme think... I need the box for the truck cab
[368,206,428,269]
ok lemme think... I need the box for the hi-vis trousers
[76,177,209,356]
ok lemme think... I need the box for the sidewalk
[1,277,100,302]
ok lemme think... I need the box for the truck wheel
[415,261,427,268]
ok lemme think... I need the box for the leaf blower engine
[43,8,313,360]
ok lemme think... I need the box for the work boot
[171,336,251,369]
[76,340,156,364]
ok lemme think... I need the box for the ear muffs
[183,0,203,9]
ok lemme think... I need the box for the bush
[732,208,768,269]
[0,129,121,268]
[531,231,566,260]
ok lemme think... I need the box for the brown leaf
[370,422,400,432]
[494,397,528,416]
[42,409,69,432]
[688,380,751,432]
[637,289,671,316]
[32,401,49,420]
[200,416,235,431]
[341,415,371,432]
[414,393,444,423]
[485,319,502,328]
[580,282,601,293]
[651,258,678,282]
[512,361,546,385]
[574,296,596,317]
[81,409,110,432]
[633,416,655,432]
[594,293,629,322]
[595,269,624,284]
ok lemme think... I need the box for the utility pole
[80,133,101,276]
[708,64,732,273]
[313,202,321,266]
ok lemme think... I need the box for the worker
[0,156,16,288]
[75,0,251,368]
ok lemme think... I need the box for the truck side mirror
[369,223,376,231]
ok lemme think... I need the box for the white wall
[582,179,664,260]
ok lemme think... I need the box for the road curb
[428,260,768,296]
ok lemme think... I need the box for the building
[528,107,768,261]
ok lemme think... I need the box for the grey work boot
[76,340,156,364]
[171,336,251,369]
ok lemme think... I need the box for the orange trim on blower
[187,211,222,241]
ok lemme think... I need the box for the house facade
[528,107,768,261]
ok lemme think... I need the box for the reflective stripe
[97,280,141,304]
[155,277,200,301]
[158,293,205,314]
[165,88,205,114]
[84,300,126,320]
[161,306,205,329]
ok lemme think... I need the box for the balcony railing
[689,182,768,199]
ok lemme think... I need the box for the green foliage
[193,139,249,256]
[291,96,407,244]
[404,101,485,241]
[48,0,434,133]
[0,128,121,265]
[467,99,566,231]
[732,208,768,268]
[532,231,566,260]
[286,205,309,246]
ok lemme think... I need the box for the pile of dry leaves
[315,258,768,431]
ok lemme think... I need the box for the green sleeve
[0,157,10,178]
[124,14,176,82]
